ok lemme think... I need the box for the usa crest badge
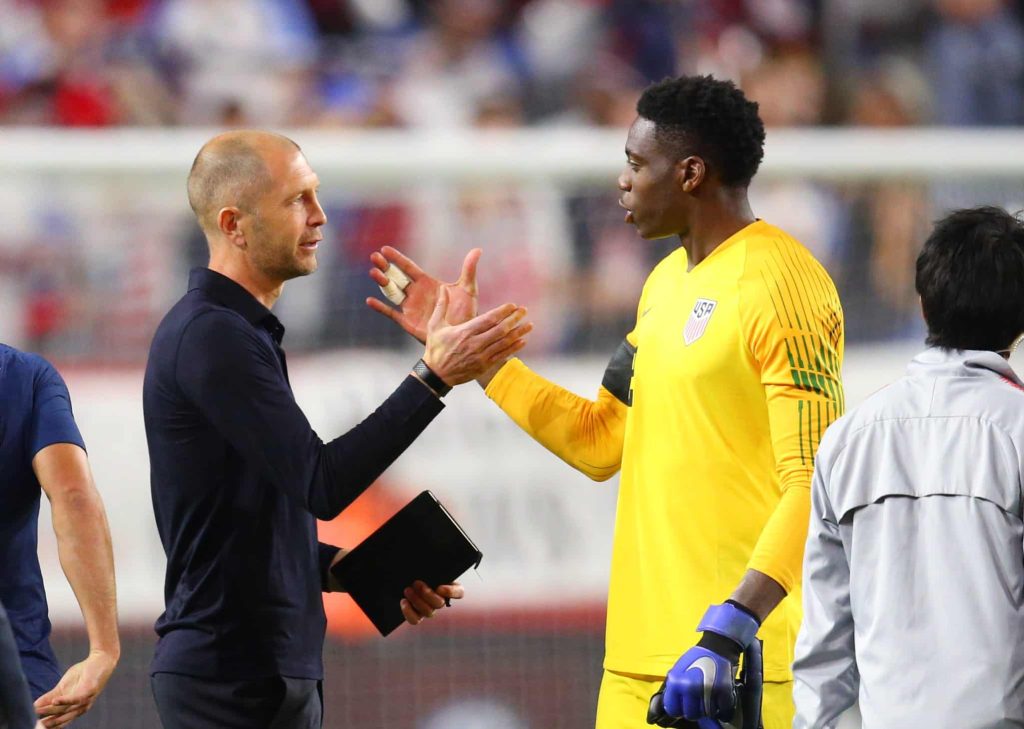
[683,298,717,345]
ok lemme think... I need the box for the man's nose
[310,199,327,226]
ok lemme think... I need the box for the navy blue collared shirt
[143,268,444,680]
[0,344,85,698]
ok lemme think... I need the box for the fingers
[380,246,424,281]
[34,691,56,712]
[371,259,410,304]
[35,703,65,717]
[401,581,458,625]
[366,296,428,344]
[40,707,87,729]
[428,287,449,332]
[400,598,423,625]
[402,587,436,622]
[471,307,530,349]
[458,303,520,336]
[407,581,445,615]
[368,266,390,287]
[36,698,88,725]
[458,248,482,297]
[365,296,399,320]
[478,325,531,364]
[435,582,464,601]
[36,691,88,717]
[369,251,390,274]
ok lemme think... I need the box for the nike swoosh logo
[641,306,654,318]
[691,656,718,716]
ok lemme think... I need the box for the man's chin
[294,254,318,277]
[274,260,317,282]
[635,224,674,241]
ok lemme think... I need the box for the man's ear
[216,207,247,248]
[678,155,706,193]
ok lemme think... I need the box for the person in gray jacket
[792,206,1024,729]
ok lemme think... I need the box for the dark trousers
[152,672,322,729]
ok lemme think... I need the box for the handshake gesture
[365,246,531,389]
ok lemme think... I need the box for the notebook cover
[330,490,483,636]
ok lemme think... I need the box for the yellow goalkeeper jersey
[486,220,844,681]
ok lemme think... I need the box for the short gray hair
[186,131,299,232]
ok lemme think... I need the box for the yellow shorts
[595,670,793,729]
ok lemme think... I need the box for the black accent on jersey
[602,338,637,406]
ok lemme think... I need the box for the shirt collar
[908,346,1023,388]
[187,267,286,344]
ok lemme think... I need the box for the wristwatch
[413,359,452,397]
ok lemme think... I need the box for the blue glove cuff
[697,603,760,649]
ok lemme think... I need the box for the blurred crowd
[4,0,1024,129]
[2,0,1024,360]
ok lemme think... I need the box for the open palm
[366,246,480,343]
[35,651,116,728]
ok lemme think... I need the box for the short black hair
[916,206,1024,352]
[636,75,765,187]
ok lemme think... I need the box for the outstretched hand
[35,650,117,728]
[366,246,480,343]
[421,288,532,387]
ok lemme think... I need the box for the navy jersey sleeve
[175,310,444,521]
[28,355,86,459]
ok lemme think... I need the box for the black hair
[636,75,765,187]
[916,206,1024,352]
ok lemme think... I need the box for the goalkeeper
[367,75,844,729]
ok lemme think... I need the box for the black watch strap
[413,359,452,397]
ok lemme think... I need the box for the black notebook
[330,490,483,636]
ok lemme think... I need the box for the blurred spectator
[409,93,574,352]
[517,0,602,119]
[604,0,680,82]
[390,0,526,128]
[745,47,844,272]
[149,0,319,125]
[837,58,932,342]
[1,0,1019,131]
[2,0,1021,360]
[927,0,1024,125]
[319,199,415,349]
[0,0,171,125]
[551,53,655,353]
[743,47,825,127]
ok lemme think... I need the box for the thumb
[428,286,449,333]
[458,248,481,297]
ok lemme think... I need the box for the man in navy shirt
[143,130,531,729]
[0,345,119,728]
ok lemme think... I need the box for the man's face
[617,117,689,240]
[243,145,326,283]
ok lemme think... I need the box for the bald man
[143,131,531,729]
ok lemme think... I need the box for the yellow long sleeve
[741,236,845,592]
[484,358,627,481]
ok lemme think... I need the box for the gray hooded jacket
[793,348,1024,729]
